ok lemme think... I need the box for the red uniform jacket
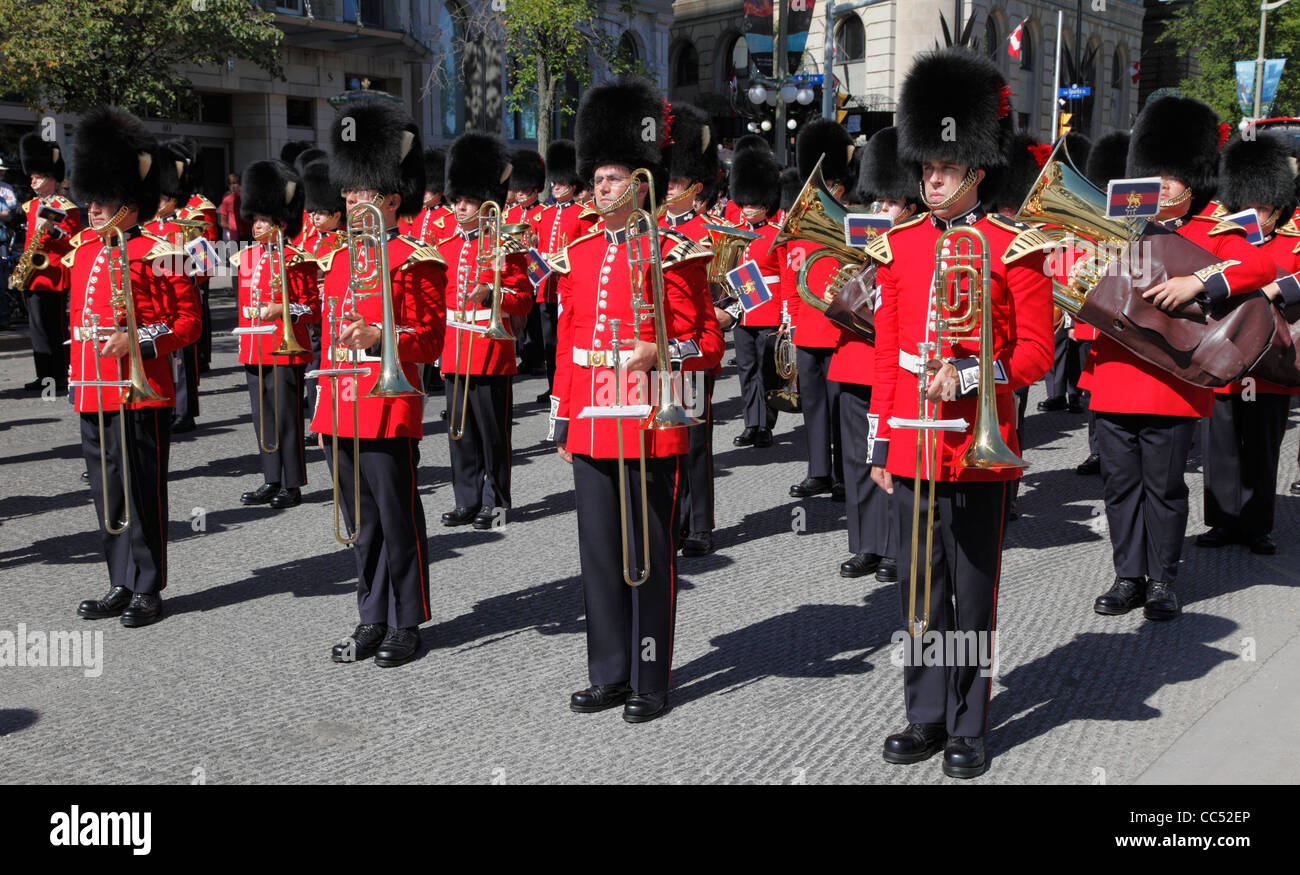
[868,208,1054,481]
[1221,228,1300,395]
[552,224,724,458]
[737,220,783,328]
[66,227,201,412]
[403,203,456,244]
[19,194,81,291]
[505,201,546,235]
[309,232,447,439]
[780,237,843,348]
[1080,214,1276,417]
[180,194,219,243]
[659,209,712,244]
[234,241,320,366]
[436,228,531,375]
[536,200,596,303]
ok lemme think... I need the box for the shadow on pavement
[422,574,584,651]
[0,709,39,737]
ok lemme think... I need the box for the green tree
[1161,0,1300,120]
[0,0,283,118]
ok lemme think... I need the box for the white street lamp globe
[760,119,773,132]
[787,118,798,130]
[765,90,778,107]
[779,83,798,103]
[748,85,767,104]
[796,87,814,105]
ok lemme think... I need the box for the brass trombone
[67,225,167,535]
[898,227,1026,638]
[447,200,513,440]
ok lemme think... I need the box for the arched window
[438,2,466,138]
[1110,47,1126,127]
[1019,24,1033,71]
[673,41,699,88]
[984,17,999,58]
[619,31,639,65]
[834,15,865,62]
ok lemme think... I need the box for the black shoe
[681,531,712,557]
[472,507,499,530]
[1249,534,1277,555]
[1195,527,1237,549]
[1007,500,1019,521]
[441,505,480,526]
[623,691,668,724]
[876,559,898,583]
[570,682,631,713]
[23,378,45,392]
[1143,580,1180,621]
[789,476,833,498]
[77,585,131,619]
[840,552,882,578]
[269,487,301,509]
[1075,454,1101,476]
[81,470,89,482]
[120,592,162,627]
[943,736,987,779]
[831,482,846,502]
[374,626,422,667]
[1291,479,1300,497]
[241,482,280,505]
[171,416,196,434]
[733,426,760,446]
[882,723,947,764]
[535,390,552,404]
[1067,397,1086,414]
[331,623,387,662]
[1094,577,1146,615]
[753,427,773,448]
[1037,396,1068,412]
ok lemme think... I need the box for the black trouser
[539,302,558,393]
[1094,412,1197,583]
[677,373,715,535]
[1203,392,1290,535]
[25,288,66,384]
[326,436,431,629]
[838,382,894,558]
[197,279,213,371]
[444,373,512,510]
[1077,340,1096,454]
[305,324,323,423]
[573,452,680,693]
[1045,325,1081,401]
[796,346,842,483]
[80,407,171,595]
[172,343,200,420]
[733,323,778,430]
[244,362,306,489]
[894,478,1008,738]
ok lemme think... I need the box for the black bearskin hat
[423,148,446,195]
[446,132,511,204]
[729,146,781,214]
[796,118,856,187]
[987,133,1051,212]
[241,160,305,239]
[896,48,1015,172]
[1219,131,1298,219]
[20,131,66,181]
[852,126,918,204]
[293,147,327,175]
[71,106,161,223]
[158,138,197,203]
[1084,131,1130,189]
[280,140,313,166]
[327,99,424,216]
[664,103,717,185]
[733,134,770,156]
[1127,95,1223,215]
[546,139,581,188]
[779,166,802,213]
[301,159,344,216]
[576,75,667,192]
[507,148,545,192]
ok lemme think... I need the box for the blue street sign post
[1059,86,1092,99]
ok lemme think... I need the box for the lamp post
[1254,0,1293,120]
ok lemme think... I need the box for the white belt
[899,350,926,375]
[72,326,120,342]
[242,305,265,319]
[331,345,380,364]
[447,309,493,324]
[572,347,633,368]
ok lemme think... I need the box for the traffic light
[1058,112,1073,138]
[835,91,850,125]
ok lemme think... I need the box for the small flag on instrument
[1105,177,1163,219]
[185,236,220,276]
[844,213,893,247]
[1222,208,1265,245]
[525,247,553,286]
[726,259,773,312]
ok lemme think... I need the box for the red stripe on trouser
[983,481,1007,734]
[666,459,681,689]
[154,408,167,591]
[409,441,429,620]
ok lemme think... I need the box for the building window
[834,15,865,62]
[619,31,639,65]
[985,17,999,58]
[730,34,749,76]
[673,41,699,88]
[286,97,313,128]
[439,2,466,137]
[1019,25,1033,70]
[1110,47,1125,128]
[199,92,232,125]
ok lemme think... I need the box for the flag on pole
[726,259,774,312]
[1008,19,1026,60]
[1130,60,1140,86]
[525,247,553,286]
[844,213,893,247]
[1105,177,1163,220]
[1222,208,1265,245]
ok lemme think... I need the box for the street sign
[1059,86,1092,99]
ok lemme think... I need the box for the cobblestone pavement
[2,288,1298,785]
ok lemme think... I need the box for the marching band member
[784,119,852,502]
[290,147,327,251]
[15,130,80,393]
[553,76,723,723]
[315,99,447,667]
[1085,97,1273,623]
[867,49,1054,777]
[728,142,783,451]
[403,148,455,245]
[177,145,219,375]
[834,127,912,583]
[506,148,547,375]
[1195,131,1300,556]
[436,133,531,530]
[299,158,346,421]
[69,106,201,628]
[234,160,319,511]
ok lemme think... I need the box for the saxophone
[8,223,51,290]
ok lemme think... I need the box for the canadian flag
[1130,60,1141,85]
[1008,19,1025,60]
